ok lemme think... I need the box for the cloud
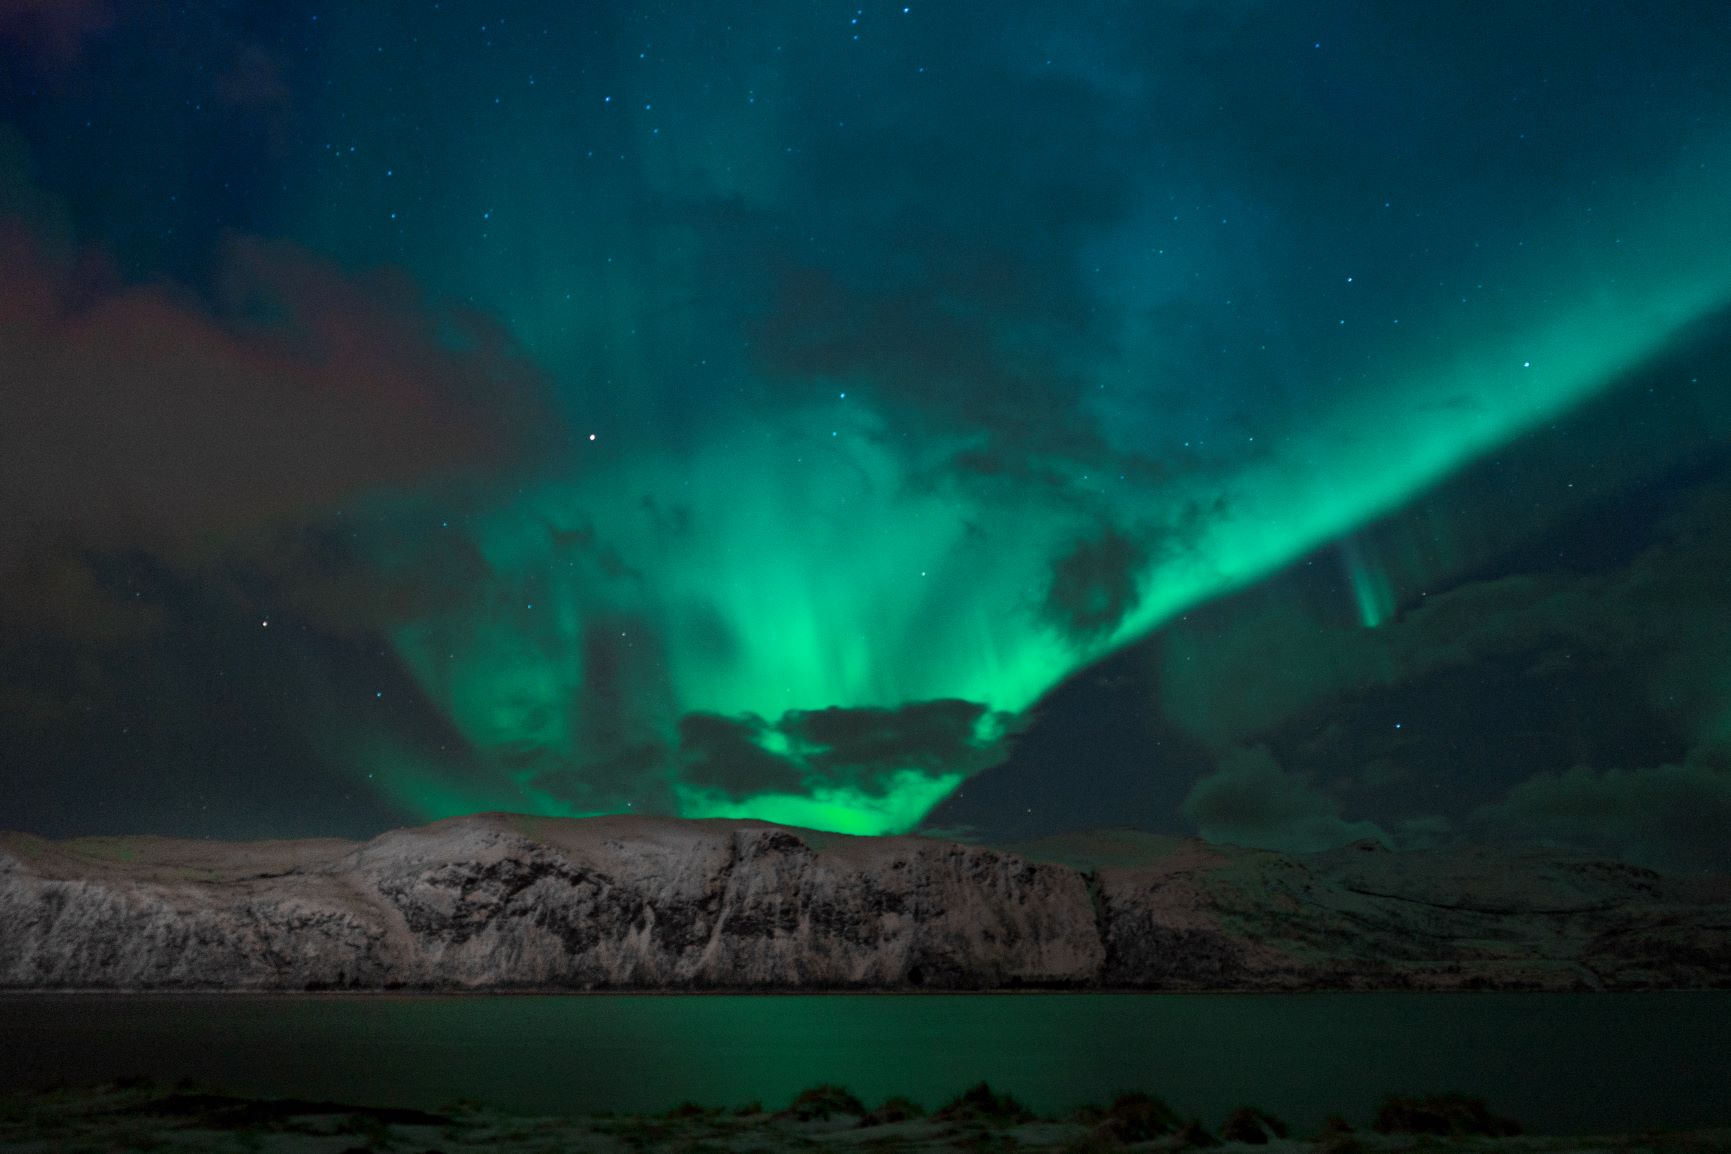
[0,172,559,778]
[1393,814,1455,849]
[676,712,804,798]
[0,550,164,646]
[1155,444,1731,751]
[718,52,1145,489]
[1470,760,1731,873]
[526,740,673,814]
[1181,744,1389,853]
[782,699,1002,782]
[1040,526,1151,641]
[1,225,546,554]
[0,214,554,640]
[676,699,1007,801]
[0,0,110,64]
[1157,454,1731,865]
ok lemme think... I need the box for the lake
[1,993,1726,1134]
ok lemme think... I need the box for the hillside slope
[1,815,1726,990]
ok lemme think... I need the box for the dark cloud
[942,328,1731,862]
[1165,466,1731,863]
[547,518,642,584]
[919,642,1219,844]
[0,224,547,558]
[0,0,110,65]
[231,516,499,636]
[6,0,1731,851]
[529,740,673,813]
[0,549,165,646]
[0,180,556,794]
[215,43,294,114]
[676,712,805,798]
[677,700,1007,801]
[0,213,552,642]
[1180,745,1389,854]
[1470,761,1731,874]
[1041,527,1150,641]
[783,699,997,782]
[724,44,1145,489]
[753,261,1106,473]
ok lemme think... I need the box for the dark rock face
[0,815,1726,990]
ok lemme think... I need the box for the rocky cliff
[1,814,1726,990]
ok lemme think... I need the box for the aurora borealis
[4,2,1731,865]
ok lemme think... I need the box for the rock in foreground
[1,815,1727,990]
[3,1080,1730,1154]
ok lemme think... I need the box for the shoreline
[8,994,1728,1137]
[3,1080,1728,1152]
[1,984,1725,997]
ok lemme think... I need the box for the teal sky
[3,2,1730,864]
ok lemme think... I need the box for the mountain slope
[1,815,1726,990]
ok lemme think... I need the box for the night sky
[3,2,1730,871]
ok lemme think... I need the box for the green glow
[1340,539,1395,629]
[675,773,968,837]
[360,132,1731,835]
[335,730,561,825]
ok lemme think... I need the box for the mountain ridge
[3,813,1727,991]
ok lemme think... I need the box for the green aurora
[366,154,1731,832]
[5,2,1731,844]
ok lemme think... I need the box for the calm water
[1,993,1727,1133]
